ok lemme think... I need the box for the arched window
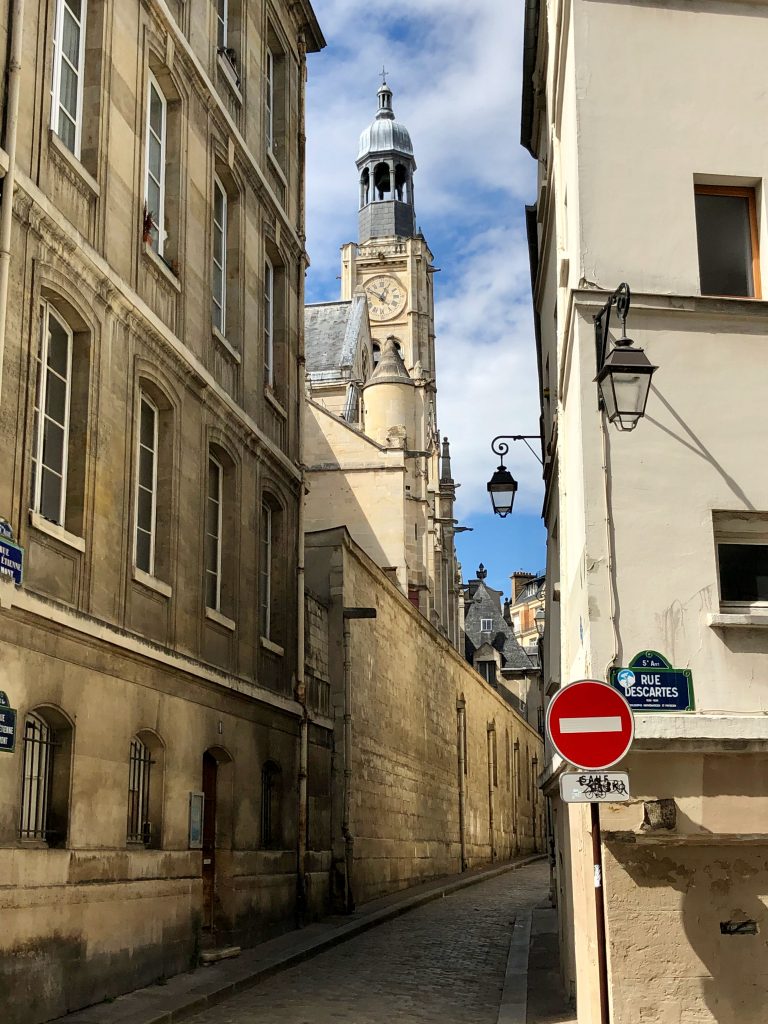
[260,494,283,643]
[360,167,370,208]
[133,379,175,581]
[31,300,91,535]
[372,342,381,367]
[20,707,73,845]
[205,443,237,619]
[260,760,282,848]
[127,731,164,847]
[373,162,391,200]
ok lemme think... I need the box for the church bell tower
[356,80,416,241]
[335,79,461,648]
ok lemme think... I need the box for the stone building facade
[305,528,545,909]
[0,1,326,1020]
[303,82,462,647]
[523,1,768,1021]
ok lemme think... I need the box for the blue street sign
[0,519,13,540]
[0,705,16,752]
[0,537,23,585]
[610,651,694,712]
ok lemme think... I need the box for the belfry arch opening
[395,164,408,202]
[360,168,370,208]
[374,162,391,200]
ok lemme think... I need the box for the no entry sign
[546,680,634,770]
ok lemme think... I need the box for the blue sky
[304,0,544,596]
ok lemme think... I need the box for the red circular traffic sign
[546,680,634,770]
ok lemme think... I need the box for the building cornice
[0,580,307,720]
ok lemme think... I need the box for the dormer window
[480,617,493,632]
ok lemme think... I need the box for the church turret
[356,79,416,242]
[362,335,417,447]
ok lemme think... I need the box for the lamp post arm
[594,282,632,371]
[490,434,543,467]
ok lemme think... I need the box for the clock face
[364,275,406,322]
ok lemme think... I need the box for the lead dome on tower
[357,82,414,162]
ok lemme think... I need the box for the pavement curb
[497,908,533,1024]
[58,854,546,1024]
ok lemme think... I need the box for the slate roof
[511,573,545,607]
[464,579,533,671]
[305,296,367,378]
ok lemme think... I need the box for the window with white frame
[31,303,73,525]
[216,0,228,49]
[265,48,274,151]
[478,660,496,687]
[259,501,272,638]
[51,0,87,157]
[144,74,167,255]
[205,455,223,610]
[135,395,158,574]
[480,617,493,632]
[263,258,274,388]
[212,178,227,334]
[714,512,768,608]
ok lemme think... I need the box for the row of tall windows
[51,0,281,165]
[49,1,282,380]
[31,302,282,641]
[18,707,284,849]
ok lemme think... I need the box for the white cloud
[435,225,543,520]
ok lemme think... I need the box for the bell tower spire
[356,80,416,242]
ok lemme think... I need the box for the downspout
[295,486,308,924]
[487,724,496,863]
[342,617,354,912]
[0,0,25,404]
[294,30,308,927]
[456,697,467,871]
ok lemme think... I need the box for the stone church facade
[0,1,327,1021]
[303,82,461,648]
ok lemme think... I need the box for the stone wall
[305,528,546,907]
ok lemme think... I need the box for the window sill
[48,129,100,198]
[143,243,182,293]
[260,636,284,657]
[132,566,172,599]
[267,147,288,188]
[212,326,242,364]
[217,52,243,103]
[29,511,85,552]
[707,612,768,628]
[205,606,236,632]
[265,387,287,419]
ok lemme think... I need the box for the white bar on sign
[559,716,622,734]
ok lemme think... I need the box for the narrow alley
[179,860,572,1024]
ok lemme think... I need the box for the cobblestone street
[184,861,549,1024]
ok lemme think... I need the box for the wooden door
[202,751,218,931]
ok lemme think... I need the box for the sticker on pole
[546,679,634,770]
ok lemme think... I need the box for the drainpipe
[295,496,308,925]
[0,0,25,404]
[456,698,467,871]
[487,724,496,863]
[294,31,309,925]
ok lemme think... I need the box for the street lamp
[594,283,657,432]
[534,606,545,638]
[487,435,542,518]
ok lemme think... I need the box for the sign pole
[591,801,610,1024]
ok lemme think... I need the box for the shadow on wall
[608,842,768,1024]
